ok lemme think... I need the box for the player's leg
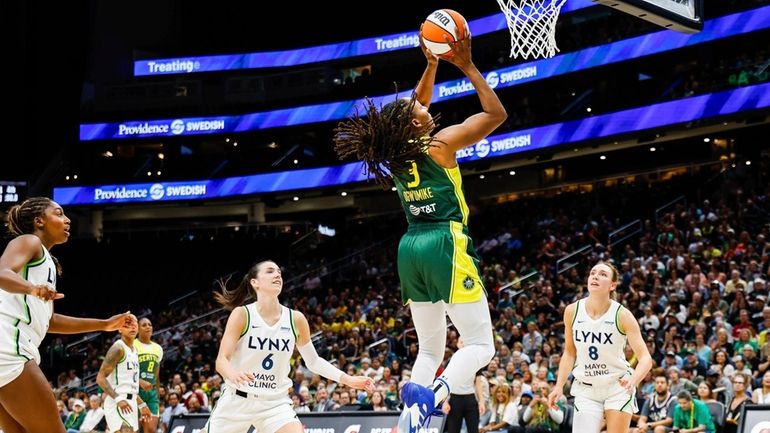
[139,393,159,433]
[606,411,634,433]
[0,361,66,433]
[409,301,448,385]
[0,404,25,433]
[442,299,494,403]
[572,396,605,433]
[605,381,636,433]
[439,223,493,404]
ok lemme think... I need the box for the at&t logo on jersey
[409,203,437,216]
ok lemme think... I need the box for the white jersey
[107,339,140,396]
[227,303,296,399]
[0,246,56,353]
[571,299,632,386]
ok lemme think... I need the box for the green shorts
[398,221,484,304]
[138,389,160,416]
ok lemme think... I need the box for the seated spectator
[161,392,188,432]
[521,383,563,433]
[480,383,519,433]
[725,374,750,433]
[696,382,717,404]
[370,391,389,411]
[186,395,210,414]
[64,399,86,433]
[633,373,677,433]
[752,371,770,404]
[672,391,715,433]
[79,394,106,433]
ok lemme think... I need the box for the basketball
[420,9,469,58]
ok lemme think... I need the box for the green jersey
[133,339,163,386]
[393,153,469,226]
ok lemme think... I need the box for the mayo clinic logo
[343,425,361,433]
[475,139,491,158]
[170,119,185,135]
[149,184,165,200]
[486,72,499,89]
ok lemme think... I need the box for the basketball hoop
[495,0,567,59]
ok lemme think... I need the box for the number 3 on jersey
[407,162,421,188]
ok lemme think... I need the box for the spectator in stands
[186,395,209,415]
[334,30,505,433]
[0,197,134,433]
[79,394,105,433]
[313,386,336,412]
[696,382,717,404]
[479,382,518,433]
[64,399,86,433]
[666,367,698,395]
[523,382,563,433]
[724,373,750,433]
[161,392,187,432]
[633,373,676,433]
[751,371,770,404]
[671,391,715,433]
[57,400,69,424]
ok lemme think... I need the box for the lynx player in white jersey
[97,314,152,433]
[0,197,135,433]
[205,260,374,433]
[549,262,652,433]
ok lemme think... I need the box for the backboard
[592,0,703,33]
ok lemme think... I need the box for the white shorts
[0,320,40,388]
[204,389,298,433]
[104,395,139,432]
[571,379,638,414]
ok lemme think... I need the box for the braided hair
[334,94,440,188]
[6,197,53,237]
[5,197,63,275]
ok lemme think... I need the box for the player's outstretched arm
[414,28,439,109]
[0,235,62,300]
[435,36,507,154]
[294,310,374,393]
[49,311,134,334]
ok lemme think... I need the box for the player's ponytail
[214,260,271,310]
[334,93,439,189]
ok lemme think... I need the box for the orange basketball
[420,9,469,58]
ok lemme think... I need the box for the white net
[496,0,568,59]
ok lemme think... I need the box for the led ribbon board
[60,82,770,205]
[133,0,596,75]
[82,6,770,141]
